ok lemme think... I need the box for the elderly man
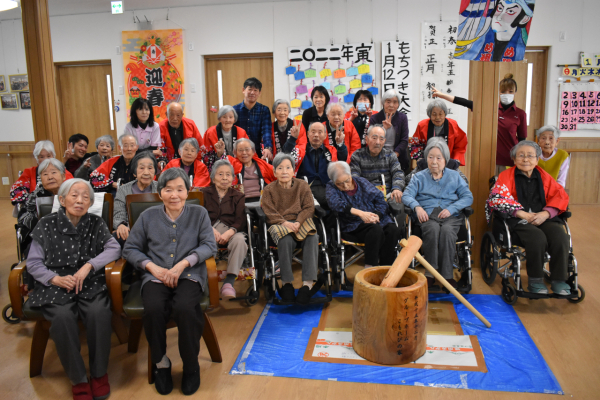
[159,102,204,162]
[324,103,361,163]
[350,124,405,204]
[369,89,410,170]
[283,121,346,208]
[233,78,273,161]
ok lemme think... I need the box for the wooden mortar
[352,267,427,365]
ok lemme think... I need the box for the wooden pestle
[380,236,423,288]
[399,239,492,328]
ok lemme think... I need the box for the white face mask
[500,94,514,105]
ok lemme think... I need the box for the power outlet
[2,177,9,185]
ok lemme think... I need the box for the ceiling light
[0,0,18,12]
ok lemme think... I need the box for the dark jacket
[369,111,409,169]
[200,184,246,233]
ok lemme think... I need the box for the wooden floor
[1,201,599,399]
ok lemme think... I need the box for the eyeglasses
[237,147,253,153]
[516,154,537,160]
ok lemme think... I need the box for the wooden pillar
[20,0,62,155]
[467,61,500,265]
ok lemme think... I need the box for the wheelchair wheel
[480,232,498,285]
[263,279,274,301]
[245,287,259,307]
[2,304,20,324]
[568,284,585,304]
[501,283,518,305]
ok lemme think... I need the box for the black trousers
[142,280,205,373]
[346,223,402,266]
[512,220,569,281]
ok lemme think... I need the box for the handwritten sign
[290,98,301,108]
[333,69,346,79]
[286,66,295,75]
[349,79,362,89]
[301,100,313,109]
[296,84,308,94]
[334,84,346,95]
[344,93,355,103]
[358,64,370,74]
[382,40,413,120]
[347,66,358,76]
[320,68,332,78]
[304,69,317,78]
[362,74,373,84]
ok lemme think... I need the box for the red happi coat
[159,118,205,162]
[162,158,211,188]
[10,165,73,205]
[227,154,275,185]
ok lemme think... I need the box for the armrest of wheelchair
[559,211,571,220]
[404,205,414,216]
[247,206,267,224]
[8,260,27,319]
[493,210,510,220]
[463,207,474,217]
[314,205,327,219]
[388,201,403,216]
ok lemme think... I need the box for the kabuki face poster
[122,29,185,121]
[453,0,535,62]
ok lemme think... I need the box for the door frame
[54,59,117,151]
[524,46,549,137]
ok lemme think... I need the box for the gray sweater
[113,180,159,228]
[122,205,217,291]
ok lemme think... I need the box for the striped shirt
[350,147,405,193]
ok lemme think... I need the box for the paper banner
[382,40,413,120]
[122,29,185,122]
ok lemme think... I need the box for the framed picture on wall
[9,74,29,92]
[0,75,6,92]
[19,92,31,109]
[1,93,18,110]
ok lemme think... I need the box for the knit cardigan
[123,205,217,291]
[113,180,159,228]
[261,178,315,226]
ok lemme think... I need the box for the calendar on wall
[559,81,600,131]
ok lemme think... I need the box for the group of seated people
[9,76,574,398]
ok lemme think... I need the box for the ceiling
[0,0,302,20]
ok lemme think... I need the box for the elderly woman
[203,105,249,171]
[402,140,473,287]
[536,125,570,187]
[301,85,330,132]
[346,90,378,145]
[227,138,275,203]
[411,99,468,166]
[11,140,74,205]
[18,158,70,240]
[113,151,159,246]
[26,179,121,400]
[90,133,139,194]
[74,135,115,180]
[262,153,318,304]
[123,98,162,157]
[162,138,210,188]
[123,168,217,396]
[486,141,571,295]
[326,161,402,268]
[369,89,410,169]
[271,99,306,157]
[200,159,247,299]
[324,103,361,162]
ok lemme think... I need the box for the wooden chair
[108,191,222,384]
[7,193,128,378]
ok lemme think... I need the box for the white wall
[0,0,597,142]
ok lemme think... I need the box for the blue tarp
[230,293,563,394]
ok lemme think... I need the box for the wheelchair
[255,203,333,306]
[328,177,404,292]
[405,206,474,293]
[480,208,584,305]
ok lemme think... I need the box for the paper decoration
[368,86,379,95]
[304,69,317,78]
[294,70,305,81]
[349,79,362,89]
[562,67,600,77]
[559,82,600,131]
[330,95,339,103]
[333,69,346,79]
[122,29,185,122]
[294,114,303,121]
[286,66,296,75]
[302,100,313,109]
[290,98,302,108]
[288,42,377,109]
[361,74,373,84]
[344,93,355,103]
[347,67,358,76]
[382,40,413,120]
[453,3,535,62]
[297,82,308,94]
[358,64,370,74]
[580,54,600,68]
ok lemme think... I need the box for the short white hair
[33,140,56,159]
[217,105,238,122]
[166,102,183,117]
[382,89,401,105]
[118,133,138,147]
[326,102,345,115]
[58,178,96,206]
[327,161,351,183]
[38,158,66,176]
[536,125,561,139]
[179,137,199,152]
[272,99,291,114]
[426,99,448,118]
[233,138,255,152]
[95,135,115,150]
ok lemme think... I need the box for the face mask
[356,102,368,112]
[500,94,514,105]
